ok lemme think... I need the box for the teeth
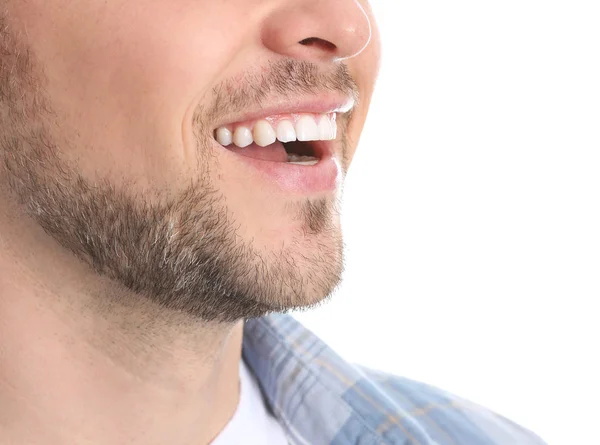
[287,154,318,162]
[216,114,337,148]
[216,127,232,146]
[318,115,335,141]
[288,160,319,166]
[276,120,296,143]
[295,115,319,142]
[233,126,253,148]
[253,120,277,147]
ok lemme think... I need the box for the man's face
[0,0,380,322]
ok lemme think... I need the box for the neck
[0,208,243,445]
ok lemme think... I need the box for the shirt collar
[242,314,382,445]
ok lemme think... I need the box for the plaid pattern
[243,314,547,445]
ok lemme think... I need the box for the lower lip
[218,144,342,194]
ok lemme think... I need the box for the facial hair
[0,16,358,323]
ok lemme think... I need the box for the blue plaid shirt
[243,314,547,445]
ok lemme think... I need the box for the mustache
[199,59,359,126]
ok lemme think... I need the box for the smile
[214,113,337,165]
[209,98,353,194]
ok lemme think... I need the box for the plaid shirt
[243,314,547,445]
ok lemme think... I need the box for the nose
[261,0,372,62]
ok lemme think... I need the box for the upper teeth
[215,113,337,148]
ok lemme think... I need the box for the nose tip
[262,0,372,62]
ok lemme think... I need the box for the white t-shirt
[210,360,289,445]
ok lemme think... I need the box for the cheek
[15,0,247,187]
[345,14,382,165]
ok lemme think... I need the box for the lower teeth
[287,154,318,166]
[289,160,319,166]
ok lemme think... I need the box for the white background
[295,2,600,445]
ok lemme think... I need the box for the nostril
[298,37,337,53]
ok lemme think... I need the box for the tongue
[227,141,289,162]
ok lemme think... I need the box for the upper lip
[211,94,356,129]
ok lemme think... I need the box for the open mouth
[213,113,336,165]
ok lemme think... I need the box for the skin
[0,0,380,443]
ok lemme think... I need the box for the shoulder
[354,365,547,445]
[243,314,547,445]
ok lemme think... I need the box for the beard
[0,17,357,323]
